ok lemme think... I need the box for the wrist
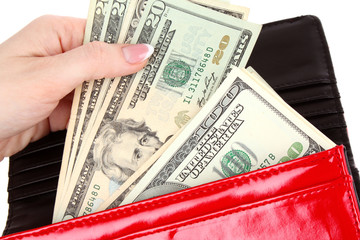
[0,123,49,159]
[0,138,10,160]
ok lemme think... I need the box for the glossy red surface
[2,145,360,240]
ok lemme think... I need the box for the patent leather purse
[2,15,359,239]
[1,146,360,239]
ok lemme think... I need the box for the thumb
[43,42,154,95]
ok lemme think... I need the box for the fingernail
[122,44,154,64]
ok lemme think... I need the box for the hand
[0,15,154,159]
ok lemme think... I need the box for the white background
[0,0,359,235]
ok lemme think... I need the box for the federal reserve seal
[221,150,251,177]
[163,60,191,87]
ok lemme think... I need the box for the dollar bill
[190,0,249,20]
[95,67,275,210]
[64,0,250,188]
[79,0,250,155]
[63,0,135,195]
[55,0,261,222]
[121,67,336,204]
[94,0,252,210]
[53,0,155,223]
[54,0,149,223]
[66,0,146,177]
[53,0,113,222]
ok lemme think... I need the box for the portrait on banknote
[93,118,164,185]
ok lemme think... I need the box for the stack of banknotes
[52,0,335,223]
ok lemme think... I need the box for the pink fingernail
[122,44,154,64]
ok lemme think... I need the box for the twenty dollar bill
[55,0,261,221]
[121,67,336,204]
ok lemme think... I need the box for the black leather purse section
[247,15,357,188]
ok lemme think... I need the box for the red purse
[1,145,359,240]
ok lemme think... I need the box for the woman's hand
[0,15,153,159]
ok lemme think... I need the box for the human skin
[0,15,154,159]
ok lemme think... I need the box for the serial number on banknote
[183,47,214,105]
[82,184,101,216]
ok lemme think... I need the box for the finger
[35,42,154,98]
[0,15,86,57]
[48,91,74,132]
